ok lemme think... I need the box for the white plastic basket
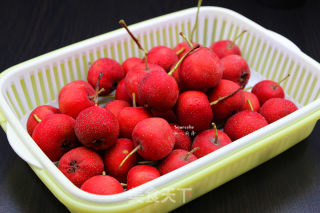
[1,6,320,213]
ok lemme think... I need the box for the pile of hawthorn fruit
[26,1,298,195]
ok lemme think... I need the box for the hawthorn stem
[176,47,185,55]
[102,171,106,175]
[248,99,254,111]
[190,0,203,42]
[138,160,157,165]
[132,93,137,107]
[119,19,148,54]
[33,114,42,123]
[210,84,244,106]
[232,30,247,46]
[119,19,149,69]
[278,74,290,85]
[212,122,219,145]
[94,72,103,106]
[98,88,105,94]
[120,183,127,187]
[105,94,115,99]
[272,74,290,89]
[144,54,149,70]
[244,86,252,91]
[184,147,199,161]
[180,32,193,48]
[119,145,140,168]
[89,88,105,100]
[168,44,200,76]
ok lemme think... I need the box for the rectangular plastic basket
[1,6,320,213]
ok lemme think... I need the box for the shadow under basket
[1,6,320,213]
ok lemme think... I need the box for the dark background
[1,0,320,212]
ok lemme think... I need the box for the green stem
[105,94,115,99]
[33,114,42,123]
[176,47,185,55]
[212,122,219,145]
[119,19,149,69]
[138,160,157,165]
[94,72,103,106]
[132,93,136,107]
[168,44,200,76]
[248,99,254,111]
[184,147,199,161]
[180,32,193,48]
[210,84,244,106]
[278,73,290,85]
[190,0,203,42]
[119,145,140,168]
[244,86,252,91]
[232,30,247,46]
[89,88,105,100]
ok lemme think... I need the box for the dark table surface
[1,0,320,212]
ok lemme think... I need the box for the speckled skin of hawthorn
[118,106,152,139]
[138,70,179,112]
[210,40,241,58]
[115,79,132,103]
[124,63,165,105]
[221,54,251,87]
[170,124,192,151]
[59,80,95,119]
[147,46,178,72]
[58,147,104,187]
[192,129,232,158]
[179,47,222,91]
[252,80,285,105]
[87,57,125,95]
[81,175,124,195]
[132,117,175,160]
[104,138,138,182]
[58,80,94,100]
[259,98,298,123]
[32,114,78,161]
[122,57,142,75]
[27,105,59,135]
[176,91,213,133]
[159,149,197,175]
[127,165,160,190]
[74,106,119,150]
[207,79,245,121]
[224,110,268,141]
[105,100,130,119]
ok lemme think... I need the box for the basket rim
[0,6,320,206]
